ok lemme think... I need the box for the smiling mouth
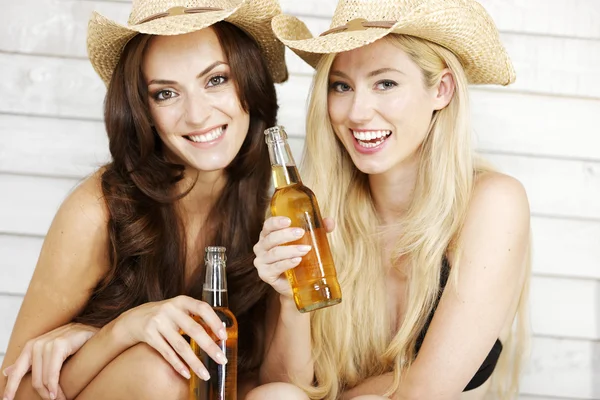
[184,125,227,143]
[351,129,392,148]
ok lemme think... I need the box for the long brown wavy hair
[75,22,277,376]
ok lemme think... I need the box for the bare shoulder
[41,168,111,282]
[469,171,530,224]
[58,169,109,228]
[450,171,531,268]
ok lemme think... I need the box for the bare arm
[0,173,110,399]
[343,174,530,400]
[259,292,313,385]
[253,216,319,386]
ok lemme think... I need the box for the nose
[347,92,374,124]
[184,90,210,127]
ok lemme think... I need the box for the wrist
[108,312,136,350]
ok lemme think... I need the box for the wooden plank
[520,336,600,399]
[486,153,600,221]
[0,54,104,119]
[0,235,42,295]
[279,0,600,40]
[469,90,600,161]
[531,217,600,280]
[0,115,109,178]
[0,0,130,58]
[0,295,21,357]
[0,174,79,236]
[530,277,599,340]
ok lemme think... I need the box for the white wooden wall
[0,0,599,398]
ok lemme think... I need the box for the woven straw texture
[272,0,515,85]
[88,0,288,85]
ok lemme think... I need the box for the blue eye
[207,75,227,87]
[153,89,177,101]
[330,81,352,93]
[375,80,397,90]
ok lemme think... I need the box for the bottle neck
[267,139,302,188]
[202,254,229,308]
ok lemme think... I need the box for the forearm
[259,296,313,385]
[341,373,395,400]
[58,317,133,399]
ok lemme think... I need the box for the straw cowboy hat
[88,0,288,86]
[272,0,515,85]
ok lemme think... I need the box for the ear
[432,69,455,111]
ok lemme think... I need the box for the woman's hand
[115,295,228,383]
[2,323,98,400]
[253,216,335,297]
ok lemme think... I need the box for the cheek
[149,104,181,135]
[327,95,348,125]
[213,89,245,117]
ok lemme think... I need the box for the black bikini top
[414,258,503,391]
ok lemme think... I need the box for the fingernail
[50,393,56,400]
[293,228,304,237]
[199,368,210,381]
[297,245,311,252]
[280,217,291,226]
[216,352,228,365]
[180,368,191,380]
[291,257,302,263]
[219,328,227,340]
[1,368,7,377]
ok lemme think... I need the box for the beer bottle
[190,246,238,400]
[264,126,342,312]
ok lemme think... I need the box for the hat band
[137,6,223,25]
[320,18,395,36]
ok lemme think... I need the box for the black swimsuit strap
[414,258,503,392]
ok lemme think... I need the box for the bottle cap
[264,125,288,142]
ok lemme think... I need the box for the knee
[246,383,309,400]
[113,343,188,399]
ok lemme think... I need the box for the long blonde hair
[299,34,530,399]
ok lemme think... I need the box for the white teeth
[358,138,385,148]
[351,129,392,141]
[188,126,225,143]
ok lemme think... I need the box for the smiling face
[142,27,250,173]
[327,37,449,177]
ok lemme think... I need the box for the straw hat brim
[88,3,287,86]
[272,7,516,86]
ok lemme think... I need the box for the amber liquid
[189,306,238,400]
[270,165,342,312]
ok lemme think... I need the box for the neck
[177,168,227,217]
[369,154,419,225]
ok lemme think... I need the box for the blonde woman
[250,0,531,399]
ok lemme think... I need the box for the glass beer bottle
[264,126,342,312]
[189,246,238,400]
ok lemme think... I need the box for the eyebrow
[329,68,404,80]
[148,61,227,85]
[367,67,404,77]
